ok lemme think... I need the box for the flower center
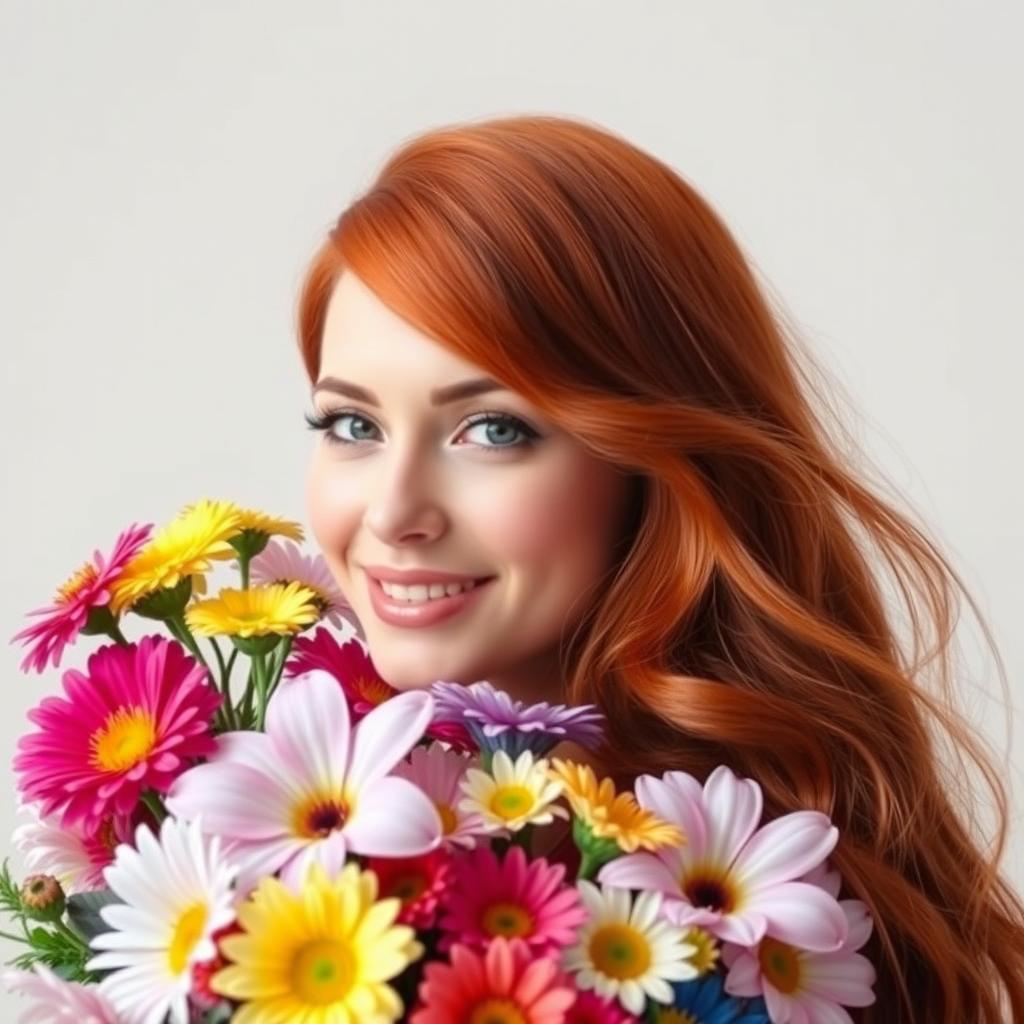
[57,562,98,603]
[589,923,652,980]
[758,935,803,994]
[488,785,535,821]
[293,792,350,838]
[468,998,528,1024]
[356,676,393,706]
[89,706,157,773]
[682,871,734,914]
[481,901,533,938]
[384,871,428,906]
[168,902,208,975]
[292,939,354,1005]
[682,925,720,974]
[435,802,459,835]
[654,1010,698,1024]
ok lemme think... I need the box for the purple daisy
[429,680,605,759]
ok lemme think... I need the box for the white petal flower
[459,749,568,832]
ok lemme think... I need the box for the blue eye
[303,408,540,454]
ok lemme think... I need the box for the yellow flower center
[435,802,459,835]
[682,925,720,975]
[56,562,98,603]
[292,938,355,1005]
[469,998,528,1024]
[589,923,652,980]
[489,785,535,821]
[758,935,802,994]
[292,792,350,838]
[383,871,428,906]
[89,707,157,773]
[168,902,208,975]
[481,901,533,938]
[655,1010,698,1024]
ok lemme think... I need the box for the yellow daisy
[108,499,244,615]
[682,924,721,976]
[459,749,568,833]
[220,506,304,544]
[213,861,422,1024]
[185,582,320,638]
[549,759,686,853]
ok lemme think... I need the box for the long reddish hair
[295,114,1024,1021]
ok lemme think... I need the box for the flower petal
[343,775,442,857]
[730,811,839,893]
[744,880,848,952]
[346,690,434,791]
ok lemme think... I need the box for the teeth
[380,579,480,603]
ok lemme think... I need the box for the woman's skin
[306,270,635,845]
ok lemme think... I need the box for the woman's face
[306,269,635,703]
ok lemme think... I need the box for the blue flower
[652,972,769,1023]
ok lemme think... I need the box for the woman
[299,114,1024,1021]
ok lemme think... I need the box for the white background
[1,0,1021,1011]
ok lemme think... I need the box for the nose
[363,445,448,546]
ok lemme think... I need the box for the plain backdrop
[1,0,1020,1008]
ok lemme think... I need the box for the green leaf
[66,890,122,942]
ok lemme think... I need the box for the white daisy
[564,880,700,1016]
[86,816,238,1024]
[459,748,568,833]
[391,741,491,848]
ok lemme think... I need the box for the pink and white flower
[166,669,443,892]
[598,765,848,954]
[720,858,877,1022]
[391,741,490,848]
[3,963,120,1023]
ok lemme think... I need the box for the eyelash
[303,407,541,454]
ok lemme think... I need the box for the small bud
[20,874,66,922]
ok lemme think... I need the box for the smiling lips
[366,573,495,628]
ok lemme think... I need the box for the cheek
[306,455,361,562]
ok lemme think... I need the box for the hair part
[296,113,1024,1021]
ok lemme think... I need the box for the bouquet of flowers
[2,498,877,1023]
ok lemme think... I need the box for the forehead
[320,270,482,381]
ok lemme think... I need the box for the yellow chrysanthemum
[109,499,244,615]
[549,758,686,853]
[682,924,721,976]
[185,581,320,638]
[208,504,304,544]
[213,861,422,1024]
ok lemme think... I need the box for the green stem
[577,849,605,882]
[166,614,210,671]
[254,654,270,731]
[207,637,237,730]
[141,790,167,824]
[264,635,294,705]
[0,928,29,945]
[239,556,251,590]
[108,621,130,645]
[52,918,89,952]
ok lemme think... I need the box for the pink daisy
[12,799,140,894]
[14,634,221,832]
[439,844,587,957]
[247,539,364,637]
[9,522,152,673]
[286,627,475,750]
[366,848,454,929]
[720,858,877,1021]
[411,937,577,1024]
[391,742,491,849]
[565,990,640,1024]
[3,963,120,1023]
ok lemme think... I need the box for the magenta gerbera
[9,523,153,673]
[438,843,587,957]
[366,848,454,929]
[429,679,605,759]
[13,634,221,832]
[565,990,641,1024]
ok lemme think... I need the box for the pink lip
[366,573,495,628]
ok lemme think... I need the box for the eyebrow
[311,375,509,406]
